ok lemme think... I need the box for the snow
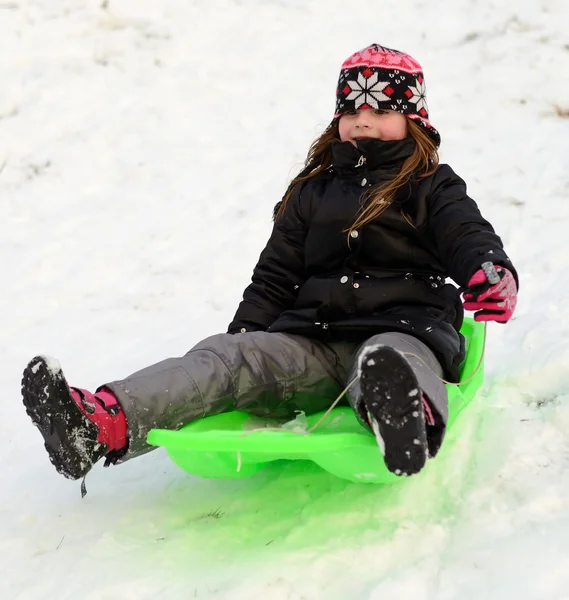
[1,0,569,598]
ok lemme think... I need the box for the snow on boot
[22,356,128,480]
[358,345,428,477]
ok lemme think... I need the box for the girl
[22,44,518,481]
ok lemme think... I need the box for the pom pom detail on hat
[334,43,440,146]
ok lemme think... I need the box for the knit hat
[334,43,440,146]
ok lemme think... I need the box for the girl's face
[338,109,408,146]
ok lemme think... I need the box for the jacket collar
[330,137,416,173]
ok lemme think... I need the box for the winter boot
[22,356,128,480]
[358,345,429,477]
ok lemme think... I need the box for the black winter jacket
[227,137,518,381]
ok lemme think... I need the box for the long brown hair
[275,119,439,239]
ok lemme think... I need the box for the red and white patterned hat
[334,44,440,146]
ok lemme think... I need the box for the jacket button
[361,178,367,186]
[350,230,359,239]
[340,276,348,283]
[353,283,360,288]
[240,328,247,333]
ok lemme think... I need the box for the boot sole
[22,356,102,480]
[359,346,428,476]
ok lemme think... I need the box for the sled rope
[235,375,359,472]
[401,322,487,386]
[236,324,487,472]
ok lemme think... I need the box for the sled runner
[147,318,485,483]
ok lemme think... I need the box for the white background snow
[2,0,569,598]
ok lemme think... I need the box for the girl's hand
[463,265,517,323]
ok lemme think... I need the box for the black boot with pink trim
[22,356,128,481]
[358,345,430,477]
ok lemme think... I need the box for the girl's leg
[346,332,447,476]
[22,332,346,479]
[105,331,347,460]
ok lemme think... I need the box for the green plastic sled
[147,318,485,483]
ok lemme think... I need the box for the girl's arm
[227,187,308,333]
[427,164,519,288]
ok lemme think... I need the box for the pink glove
[463,264,517,323]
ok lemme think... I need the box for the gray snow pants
[103,331,448,460]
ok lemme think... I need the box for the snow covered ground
[2,0,569,598]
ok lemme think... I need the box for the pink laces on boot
[422,394,436,426]
[70,387,128,451]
